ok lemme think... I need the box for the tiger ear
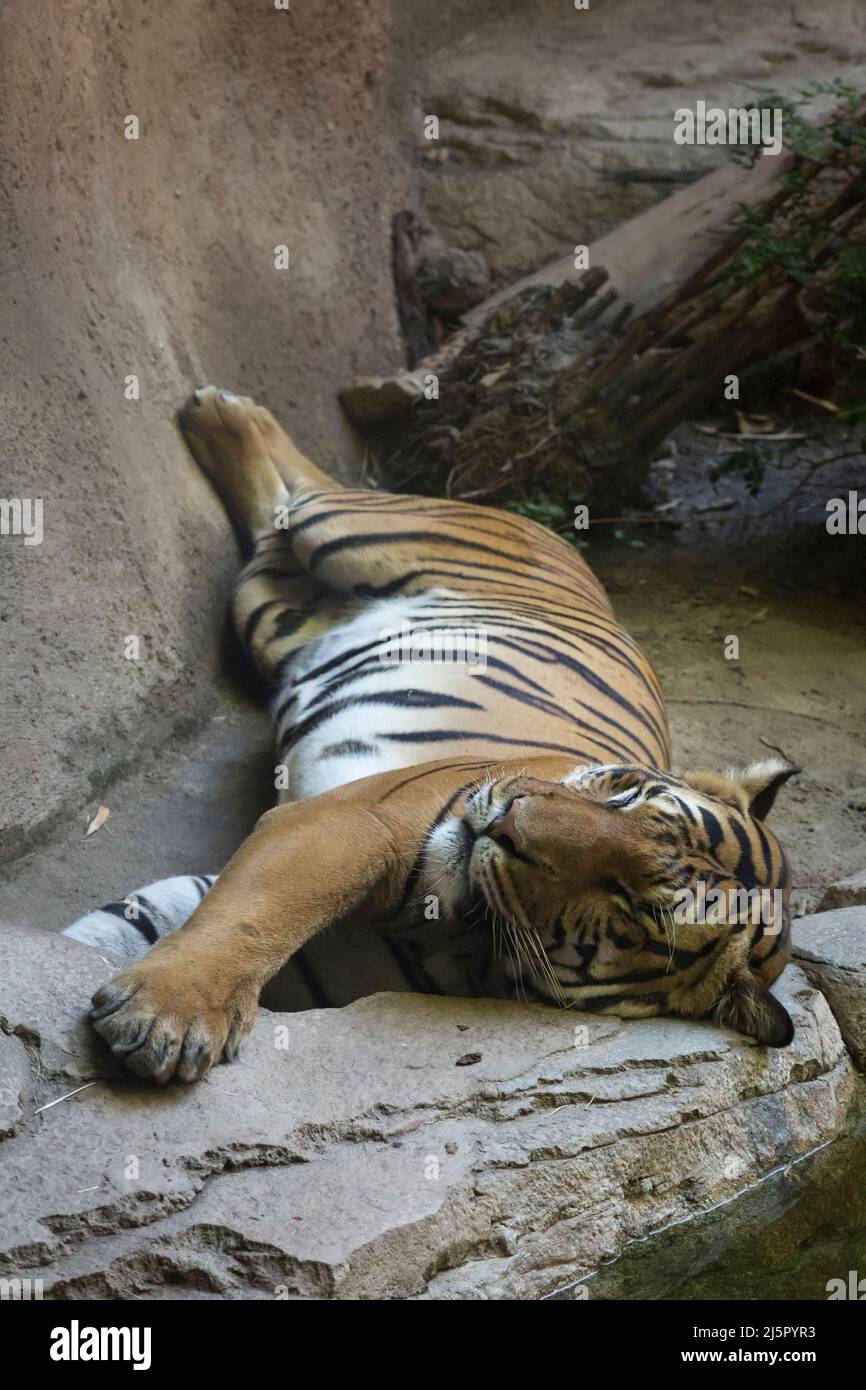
[733,758,800,820]
[715,967,794,1048]
[683,758,799,820]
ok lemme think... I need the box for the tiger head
[457,758,799,1046]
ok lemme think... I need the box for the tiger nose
[485,798,526,847]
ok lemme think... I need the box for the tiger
[65,385,798,1085]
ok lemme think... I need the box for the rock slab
[817,871,866,913]
[795,907,866,1070]
[0,926,854,1300]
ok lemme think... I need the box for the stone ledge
[795,907,866,1071]
[816,870,866,913]
[0,926,853,1300]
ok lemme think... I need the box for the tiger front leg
[90,797,400,1084]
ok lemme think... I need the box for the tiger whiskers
[481,864,565,1006]
[653,902,679,973]
[522,923,566,1005]
[480,866,527,1000]
[497,863,565,1005]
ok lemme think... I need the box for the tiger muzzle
[482,796,527,852]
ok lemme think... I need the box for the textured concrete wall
[0,0,412,860]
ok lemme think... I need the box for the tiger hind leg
[179,386,355,681]
[233,531,358,683]
[179,385,338,515]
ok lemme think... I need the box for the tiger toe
[91,960,258,1085]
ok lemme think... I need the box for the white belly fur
[274,591,482,801]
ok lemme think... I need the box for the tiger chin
[64,385,800,1085]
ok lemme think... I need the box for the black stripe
[289,501,595,575]
[474,672,584,724]
[422,617,667,755]
[410,547,601,595]
[102,901,158,944]
[281,658,384,722]
[376,759,495,803]
[731,817,759,890]
[381,729,591,756]
[319,740,378,758]
[306,528,582,589]
[280,689,483,754]
[242,599,283,651]
[429,595,650,670]
[699,806,725,853]
[295,632,555,728]
[433,601,668,714]
[272,688,299,727]
[289,634,395,688]
[641,934,719,967]
[752,817,774,881]
[283,606,665,759]
[353,558,604,609]
[474,672,647,763]
[389,777,483,917]
[244,566,306,581]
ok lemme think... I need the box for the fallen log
[340,152,795,428]
[342,100,866,513]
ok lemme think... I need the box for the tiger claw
[90,958,259,1084]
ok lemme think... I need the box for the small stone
[816,869,866,912]
[416,246,491,316]
[456,1052,482,1067]
[337,371,423,425]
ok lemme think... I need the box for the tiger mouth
[451,810,521,918]
[464,818,537,934]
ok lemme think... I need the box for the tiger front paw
[90,954,259,1085]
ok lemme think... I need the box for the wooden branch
[343,103,866,513]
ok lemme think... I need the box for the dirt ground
[596,418,866,914]
[611,564,865,917]
[2,416,863,936]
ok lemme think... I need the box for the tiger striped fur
[66,386,798,1083]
